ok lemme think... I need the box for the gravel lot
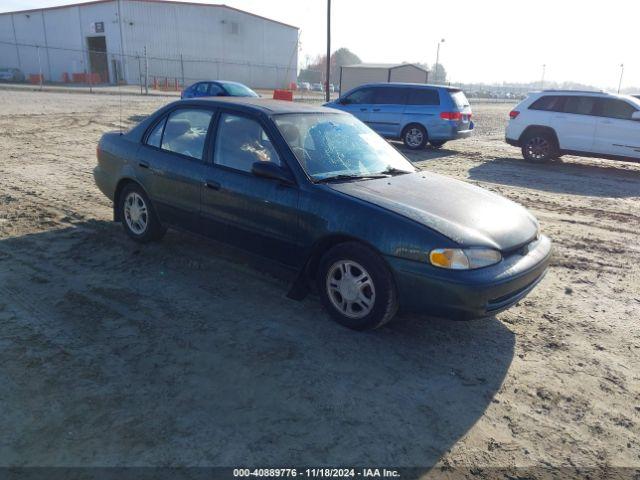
[0,89,638,476]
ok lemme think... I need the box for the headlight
[429,248,502,270]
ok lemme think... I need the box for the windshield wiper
[376,166,413,176]
[315,173,390,183]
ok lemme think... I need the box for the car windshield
[274,113,416,181]
[222,83,259,97]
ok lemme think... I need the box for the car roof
[178,96,341,114]
[355,82,460,91]
[531,90,637,101]
[211,80,245,86]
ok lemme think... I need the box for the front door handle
[204,180,221,190]
[360,108,368,112]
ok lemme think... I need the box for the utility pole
[434,38,445,84]
[325,0,331,102]
[540,64,546,90]
[116,0,127,84]
[617,63,624,94]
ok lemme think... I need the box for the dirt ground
[0,89,638,476]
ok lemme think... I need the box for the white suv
[506,90,640,162]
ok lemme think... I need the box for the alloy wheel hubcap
[326,260,376,319]
[124,192,148,235]
[526,137,550,159]
[406,128,424,147]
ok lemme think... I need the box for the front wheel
[317,242,398,331]
[402,124,428,150]
[521,131,558,162]
[119,183,166,243]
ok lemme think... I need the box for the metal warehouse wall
[339,65,429,94]
[340,67,388,94]
[0,0,298,89]
[120,1,298,88]
[0,3,123,83]
[389,65,428,84]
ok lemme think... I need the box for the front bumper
[387,235,552,320]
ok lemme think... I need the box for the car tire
[317,242,398,331]
[521,131,558,162]
[402,124,428,150]
[119,183,166,243]
[430,140,447,149]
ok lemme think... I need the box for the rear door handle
[372,108,381,112]
[138,161,150,169]
[204,180,221,190]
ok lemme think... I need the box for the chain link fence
[0,39,299,93]
[1,39,528,104]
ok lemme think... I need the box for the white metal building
[339,63,430,94]
[0,0,299,88]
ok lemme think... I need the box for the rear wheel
[521,131,558,162]
[317,242,398,331]
[402,124,428,150]
[430,140,447,149]
[119,183,166,243]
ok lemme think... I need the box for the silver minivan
[326,83,473,149]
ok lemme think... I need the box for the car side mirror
[338,98,349,105]
[632,111,640,121]
[251,161,294,184]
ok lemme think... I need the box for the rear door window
[563,96,598,116]
[529,95,566,112]
[406,88,440,105]
[160,109,214,160]
[194,83,209,95]
[208,83,225,96]
[596,98,637,120]
[372,87,407,105]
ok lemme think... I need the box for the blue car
[181,80,259,99]
[325,83,473,149]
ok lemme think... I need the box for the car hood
[327,172,538,251]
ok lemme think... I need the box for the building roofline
[342,62,429,72]
[0,0,299,30]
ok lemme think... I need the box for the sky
[2,0,638,90]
